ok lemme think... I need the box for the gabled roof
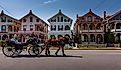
[0,10,20,23]
[19,10,48,26]
[47,9,73,22]
[107,9,121,21]
[80,9,102,19]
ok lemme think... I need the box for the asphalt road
[0,50,121,70]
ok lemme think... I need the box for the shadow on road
[10,55,83,58]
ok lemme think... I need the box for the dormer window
[61,17,63,22]
[30,17,33,22]
[88,16,92,22]
[58,17,59,22]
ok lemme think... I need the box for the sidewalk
[72,47,121,50]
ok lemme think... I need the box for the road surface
[0,50,121,70]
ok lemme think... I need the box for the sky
[0,0,121,27]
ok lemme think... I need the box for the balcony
[18,30,44,34]
[111,29,121,32]
[80,30,103,33]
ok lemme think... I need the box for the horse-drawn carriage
[0,38,44,57]
[0,35,74,57]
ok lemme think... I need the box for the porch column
[115,22,117,32]
[88,34,90,44]
[102,34,104,43]
[95,34,97,43]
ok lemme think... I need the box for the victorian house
[18,10,48,43]
[106,9,121,43]
[74,9,104,44]
[48,10,73,38]
[0,10,21,40]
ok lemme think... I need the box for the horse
[45,36,66,56]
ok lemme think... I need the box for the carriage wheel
[28,46,40,56]
[39,45,45,54]
[12,47,22,56]
[2,46,15,57]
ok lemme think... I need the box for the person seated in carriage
[10,34,27,47]
[10,34,21,45]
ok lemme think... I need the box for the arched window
[90,34,95,42]
[1,25,6,32]
[97,34,103,43]
[83,34,88,42]
[89,25,93,30]
[8,25,12,32]
[65,25,70,30]
[87,16,92,22]
[96,23,101,29]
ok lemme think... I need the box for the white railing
[18,31,43,34]
[111,29,121,32]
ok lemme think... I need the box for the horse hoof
[55,53,58,56]
[63,54,66,56]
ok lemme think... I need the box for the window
[64,19,67,22]
[58,17,59,22]
[51,19,56,22]
[7,19,12,22]
[81,18,85,22]
[36,19,39,22]
[23,19,26,22]
[51,25,56,31]
[68,19,70,22]
[30,17,33,22]
[54,25,56,31]
[23,25,27,31]
[58,25,63,31]
[1,17,6,22]
[61,17,63,22]
[120,16,121,20]
[1,25,6,32]
[51,25,53,31]
[30,25,33,31]
[88,16,92,22]
[89,25,92,30]
[65,25,70,30]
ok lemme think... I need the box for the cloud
[40,0,57,5]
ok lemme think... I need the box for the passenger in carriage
[10,34,27,47]
[10,34,21,45]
